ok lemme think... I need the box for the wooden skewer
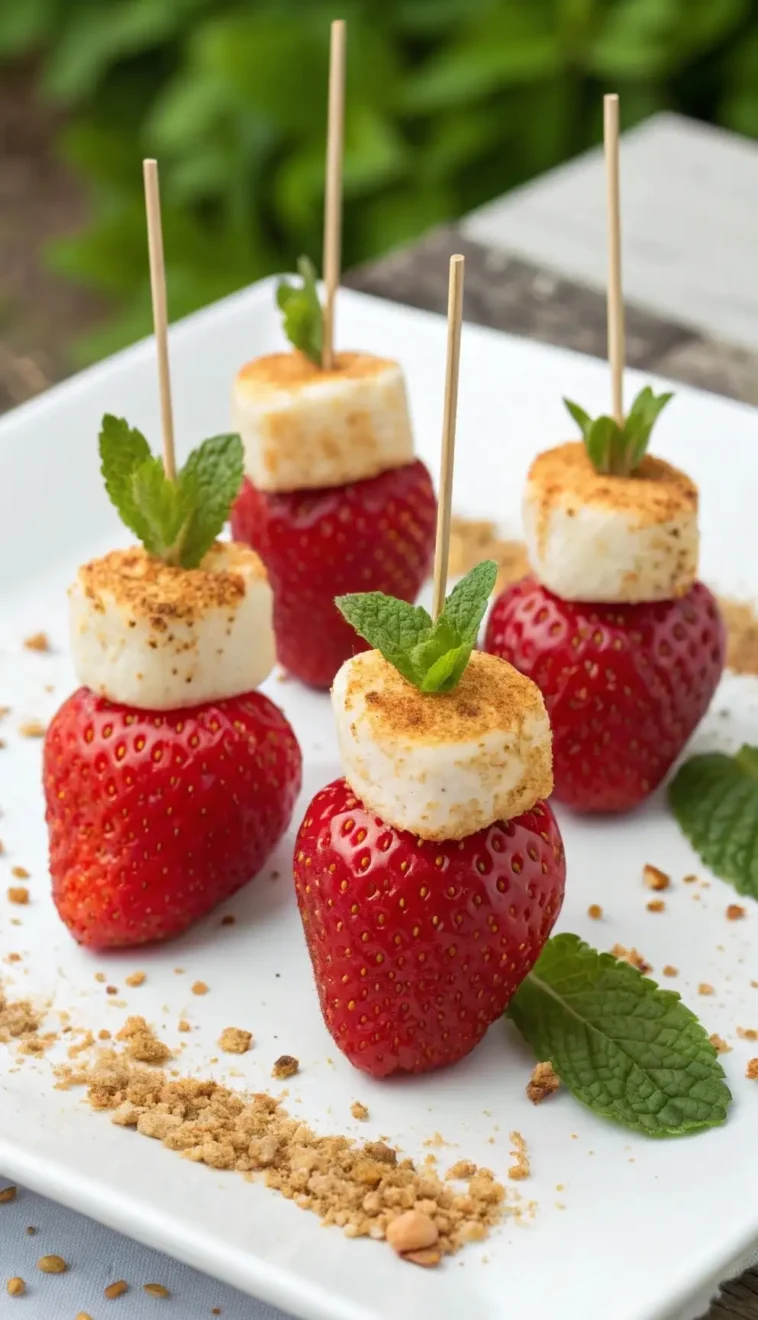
[604,93,625,427]
[431,254,465,622]
[143,158,177,482]
[321,18,347,371]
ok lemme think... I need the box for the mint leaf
[178,433,244,567]
[130,457,190,563]
[335,593,432,685]
[276,255,323,366]
[563,397,592,440]
[668,746,758,899]
[624,386,673,469]
[585,414,620,474]
[508,933,731,1138]
[99,414,153,544]
[336,560,497,694]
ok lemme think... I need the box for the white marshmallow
[232,350,414,492]
[332,649,553,841]
[69,542,275,710]
[523,442,699,603]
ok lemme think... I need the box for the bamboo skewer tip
[431,254,465,622]
[143,157,177,482]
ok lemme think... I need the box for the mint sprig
[276,256,323,367]
[336,560,498,694]
[669,746,758,899]
[508,933,731,1138]
[99,415,243,569]
[564,386,673,476]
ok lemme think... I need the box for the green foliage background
[2,0,758,362]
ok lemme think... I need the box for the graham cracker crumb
[7,1276,25,1296]
[746,1059,758,1080]
[351,1102,369,1122]
[10,866,29,880]
[446,1160,477,1180]
[104,1280,129,1298]
[105,985,119,995]
[116,1016,172,1065]
[683,874,698,884]
[718,597,758,675]
[98,1029,111,1041]
[0,985,42,1044]
[218,1027,253,1055]
[68,1030,95,1059]
[220,915,236,926]
[177,1020,191,1033]
[37,1254,67,1274]
[23,632,50,652]
[709,1034,731,1054]
[404,1247,442,1268]
[737,1027,758,1041]
[94,972,106,983]
[726,905,746,921]
[508,1131,530,1181]
[643,865,669,891]
[587,904,602,920]
[125,972,146,988]
[56,1052,506,1262]
[191,981,209,996]
[143,1283,170,1298]
[272,1054,299,1080]
[7,887,28,905]
[662,965,679,977]
[18,720,46,738]
[646,899,665,913]
[611,945,652,974]
[0,1185,17,1203]
[526,1061,560,1105]
[698,983,715,996]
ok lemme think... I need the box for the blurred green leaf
[0,0,58,59]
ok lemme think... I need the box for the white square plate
[1,279,757,1320]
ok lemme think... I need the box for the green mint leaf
[563,397,592,440]
[585,414,620,474]
[276,255,323,366]
[335,593,433,685]
[668,745,758,899]
[623,387,673,470]
[130,456,191,562]
[177,433,244,568]
[440,559,498,644]
[99,414,153,543]
[508,933,731,1138]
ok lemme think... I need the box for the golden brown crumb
[116,1016,172,1065]
[526,1061,560,1105]
[7,887,28,905]
[446,1160,477,1180]
[25,1227,35,1236]
[718,597,758,675]
[662,965,679,977]
[386,1209,439,1256]
[56,1052,505,1260]
[587,904,602,920]
[177,1020,191,1033]
[726,904,746,921]
[272,1054,299,1080]
[683,874,698,884]
[220,914,236,926]
[698,983,715,995]
[68,1030,95,1059]
[191,981,209,996]
[23,632,50,652]
[709,1034,731,1054]
[105,985,118,996]
[643,864,670,891]
[404,1247,442,1268]
[611,945,652,974]
[646,899,665,913]
[0,988,42,1046]
[125,972,146,988]
[37,1254,67,1274]
[76,1313,94,1320]
[11,866,29,880]
[508,1131,530,1181]
[143,1283,170,1297]
[737,1027,758,1041]
[104,1280,129,1298]
[98,1029,111,1041]
[18,720,46,738]
[747,1059,758,1080]
[350,1101,369,1121]
[94,972,106,983]
[6,1276,25,1296]
[218,1027,253,1055]
[0,1185,17,1203]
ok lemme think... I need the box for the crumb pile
[55,1051,506,1262]
[0,987,51,1054]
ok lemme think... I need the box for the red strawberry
[294,778,565,1078]
[485,577,725,813]
[230,460,436,689]
[43,688,302,949]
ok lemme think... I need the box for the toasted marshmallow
[523,442,699,604]
[69,542,275,710]
[332,649,553,841]
[232,350,414,493]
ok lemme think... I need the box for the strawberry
[230,460,436,689]
[44,687,302,949]
[294,778,565,1078]
[485,577,725,813]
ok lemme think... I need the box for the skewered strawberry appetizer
[294,563,566,1078]
[230,259,436,688]
[44,417,302,949]
[485,392,725,812]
